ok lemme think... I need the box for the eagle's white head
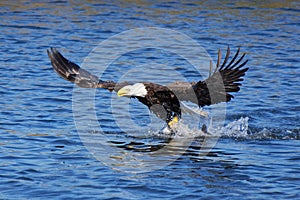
[117,83,147,97]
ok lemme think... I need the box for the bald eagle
[47,47,248,133]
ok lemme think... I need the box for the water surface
[0,1,299,199]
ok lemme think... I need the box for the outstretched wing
[48,47,248,109]
[47,48,119,91]
[168,47,248,107]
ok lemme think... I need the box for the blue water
[1,1,300,199]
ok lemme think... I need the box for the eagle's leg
[166,113,180,134]
[167,115,179,129]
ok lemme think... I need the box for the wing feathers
[47,48,121,90]
[48,47,248,110]
[47,48,100,88]
[191,47,248,107]
[219,46,230,70]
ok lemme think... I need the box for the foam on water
[152,102,250,139]
[154,113,299,140]
[213,117,249,138]
[155,116,248,138]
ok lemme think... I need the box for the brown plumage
[47,47,248,129]
[168,47,248,107]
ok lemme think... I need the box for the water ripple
[0,1,300,199]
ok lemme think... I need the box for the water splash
[171,117,249,139]
[149,115,300,141]
[157,122,209,138]
[212,117,249,138]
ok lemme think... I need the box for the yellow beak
[117,88,129,97]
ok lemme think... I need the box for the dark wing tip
[47,47,102,88]
[47,47,78,82]
[47,47,59,60]
[195,47,249,106]
[219,48,249,95]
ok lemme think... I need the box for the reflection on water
[1,1,300,199]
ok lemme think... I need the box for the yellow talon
[168,116,179,127]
